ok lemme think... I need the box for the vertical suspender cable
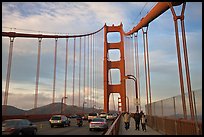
[145,28,152,116]
[142,28,149,115]
[132,34,138,110]
[3,37,14,115]
[93,34,95,107]
[64,37,68,106]
[168,2,187,119]
[90,35,92,108]
[79,37,82,107]
[72,38,76,106]
[52,38,58,113]
[180,3,195,120]
[84,36,86,104]
[34,38,42,110]
[134,33,141,111]
[87,35,89,108]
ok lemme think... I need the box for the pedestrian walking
[123,112,130,130]
[134,111,141,130]
[141,113,147,131]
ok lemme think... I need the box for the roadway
[34,118,113,135]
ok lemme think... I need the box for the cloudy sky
[2,2,202,114]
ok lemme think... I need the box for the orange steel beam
[2,25,105,38]
[124,2,183,35]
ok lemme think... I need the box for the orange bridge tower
[104,23,126,113]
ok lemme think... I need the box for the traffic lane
[35,119,112,135]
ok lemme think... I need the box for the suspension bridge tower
[104,23,126,113]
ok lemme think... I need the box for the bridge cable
[3,37,15,115]
[79,37,82,107]
[83,36,86,107]
[34,38,42,110]
[63,37,69,112]
[142,26,152,116]
[87,35,90,108]
[52,38,58,113]
[90,35,93,108]
[72,38,76,106]
[93,34,96,109]
[134,33,141,111]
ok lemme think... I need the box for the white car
[49,115,71,128]
[106,113,115,120]
[100,112,107,119]
[89,118,108,131]
[88,112,99,122]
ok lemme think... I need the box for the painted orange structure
[104,23,126,113]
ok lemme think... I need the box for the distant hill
[2,103,117,115]
[2,105,26,115]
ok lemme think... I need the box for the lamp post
[83,102,87,114]
[61,96,67,114]
[124,75,139,112]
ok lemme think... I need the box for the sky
[2,2,202,115]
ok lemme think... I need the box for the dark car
[2,119,37,135]
[49,114,71,128]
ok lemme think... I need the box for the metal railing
[145,89,202,135]
[104,113,122,135]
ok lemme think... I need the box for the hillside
[2,103,105,115]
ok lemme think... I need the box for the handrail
[2,24,105,38]
[104,113,122,135]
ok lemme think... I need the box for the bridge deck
[118,117,162,135]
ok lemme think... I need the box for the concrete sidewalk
[118,117,162,135]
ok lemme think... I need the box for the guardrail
[146,115,202,135]
[104,113,122,135]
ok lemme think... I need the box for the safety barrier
[104,113,122,135]
[146,115,202,135]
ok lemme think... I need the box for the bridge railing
[146,115,202,135]
[104,113,122,135]
[145,89,202,135]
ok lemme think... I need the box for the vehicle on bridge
[49,115,71,128]
[2,119,37,135]
[88,112,99,122]
[106,113,118,120]
[82,114,88,120]
[99,112,107,119]
[89,118,108,131]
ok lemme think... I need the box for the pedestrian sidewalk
[118,117,162,135]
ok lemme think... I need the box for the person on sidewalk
[141,113,147,131]
[123,112,130,130]
[134,111,141,130]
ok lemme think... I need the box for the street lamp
[124,75,139,112]
[61,96,67,114]
[83,102,87,114]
